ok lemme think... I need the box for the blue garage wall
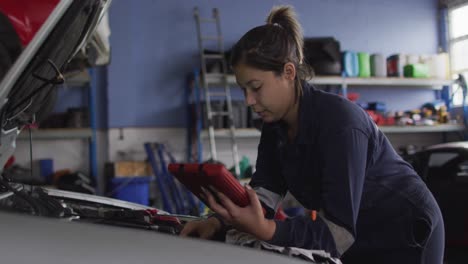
[53,66,108,129]
[53,87,87,113]
[107,0,438,128]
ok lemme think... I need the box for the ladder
[193,7,240,177]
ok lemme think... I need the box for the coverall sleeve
[249,124,288,219]
[267,128,369,257]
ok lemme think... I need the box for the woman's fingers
[180,222,196,237]
[245,184,262,211]
[209,186,239,214]
[202,187,231,219]
[179,219,220,240]
[199,229,214,239]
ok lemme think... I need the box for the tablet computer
[168,163,250,208]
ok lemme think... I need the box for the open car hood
[0,183,199,235]
[0,0,111,169]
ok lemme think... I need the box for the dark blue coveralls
[250,82,445,263]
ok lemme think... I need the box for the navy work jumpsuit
[250,83,445,263]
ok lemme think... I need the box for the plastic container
[404,64,429,78]
[370,53,386,77]
[342,51,359,77]
[358,52,371,77]
[111,176,152,205]
[39,159,54,184]
[406,54,419,65]
[386,54,406,77]
[427,53,449,79]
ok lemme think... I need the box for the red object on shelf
[366,110,396,126]
[339,92,360,102]
[347,92,360,102]
[366,110,384,125]
[384,116,395,126]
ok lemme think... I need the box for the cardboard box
[114,161,153,177]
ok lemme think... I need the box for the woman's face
[233,63,296,123]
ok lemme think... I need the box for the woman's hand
[201,184,276,241]
[179,217,222,239]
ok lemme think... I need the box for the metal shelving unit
[204,74,458,128]
[379,124,464,133]
[63,70,91,87]
[189,74,461,163]
[204,74,453,89]
[200,128,260,139]
[310,76,452,88]
[17,68,99,191]
[18,128,93,140]
[201,124,465,139]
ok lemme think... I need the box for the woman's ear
[283,62,296,81]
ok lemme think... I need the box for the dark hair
[230,6,312,99]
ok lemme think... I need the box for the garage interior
[0,0,468,263]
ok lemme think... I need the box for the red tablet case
[168,163,250,208]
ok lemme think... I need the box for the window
[449,3,468,106]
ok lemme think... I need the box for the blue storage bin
[111,176,152,205]
[39,159,54,184]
